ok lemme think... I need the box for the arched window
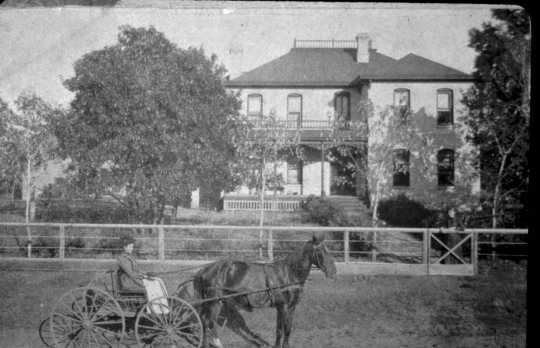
[287,94,302,128]
[334,91,351,125]
[437,89,454,125]
[437,149,455,186]
[393,148,410,187]
[247,94,263,124]
[393,88,410,122]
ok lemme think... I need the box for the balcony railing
[248,118,351,130]
[294,39,357,49]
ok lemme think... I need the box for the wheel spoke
[90,327,115,346]
[59,300,85,322]
[70,292,87,320]
[169,303,189,325]
[172,308,195,327]
[140,313,165,328]
[54,312,83,324]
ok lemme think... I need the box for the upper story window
[393,88,410,122]
[437,89,454,125]
[334,92,351,124]
[247,94,263,121]
[437,149,455,186]
[287,94,302,128]
[287,159,303,185]
[393,148,410,187]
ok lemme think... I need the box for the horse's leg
[274,304,286,348]
[221,302,271,347]
[201,301,224,348]
[282,304,297,348]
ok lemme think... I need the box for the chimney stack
[355,33,371,63]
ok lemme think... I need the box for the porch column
[320,142,326,197]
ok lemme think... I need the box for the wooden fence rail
[0,223,527,275]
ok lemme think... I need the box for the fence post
[59,224,65,260]
[423,229,430,275]
[371,231,377,262]
[344,230,350,263]
[26,225,32,258]
[472,231,478,275]
[158,226,165,262]
[268,230,274,261]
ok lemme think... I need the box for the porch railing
[224,198,301,211]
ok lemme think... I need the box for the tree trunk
[259,159,266,259]
[25,156,32,258]
[490,151,508,260]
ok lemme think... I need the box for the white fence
[0,223,528,275]
[223,199,301,211]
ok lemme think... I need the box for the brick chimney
[355,33,371,63]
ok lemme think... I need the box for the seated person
[117,235,148,296]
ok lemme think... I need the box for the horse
[192,234,337,348]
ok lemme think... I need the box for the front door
[330,163,356,196]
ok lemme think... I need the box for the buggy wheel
[50,286,125,347]
[38,317,55,347]
[135,296,203,348]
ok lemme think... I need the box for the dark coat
[117,252,144,291]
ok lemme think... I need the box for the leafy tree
[0,93,59,255]
[1,93,58,217]
[51,26,247,223]
[0,98,19,199]
[237,113,301,259]
[462,9,530,227]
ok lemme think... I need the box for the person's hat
[119,234,136,247]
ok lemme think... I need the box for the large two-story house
[220,34,479,211]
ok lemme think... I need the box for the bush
[36,201,132,223]
[301,195,346,226]
[378,194,431,227]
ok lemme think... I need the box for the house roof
[225,48,473,87]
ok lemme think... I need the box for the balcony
[248,117,352,130]
[247,117,365,143]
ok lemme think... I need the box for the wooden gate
[426,230,476,276]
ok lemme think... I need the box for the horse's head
[309,234,337,279]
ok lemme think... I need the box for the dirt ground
[0,259,527,348]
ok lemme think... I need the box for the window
[437,89,453,125]
[393,149,410,187]
[287,94,302,128]
[437,149,455,186]
[334,92,351,126]
[287,159,303,185]
[393,88,410,121]
[247,94,262,123]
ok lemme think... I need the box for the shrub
[378,194,431,227]
[36,201,132,223]
[301,195,346,226]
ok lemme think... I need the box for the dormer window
[334,91,350,127]
[393,88,410,122]
[437,89,454,125]
[247,94,263,123]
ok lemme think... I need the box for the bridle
[311,242,327,272]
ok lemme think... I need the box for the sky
[0,1,511,107]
